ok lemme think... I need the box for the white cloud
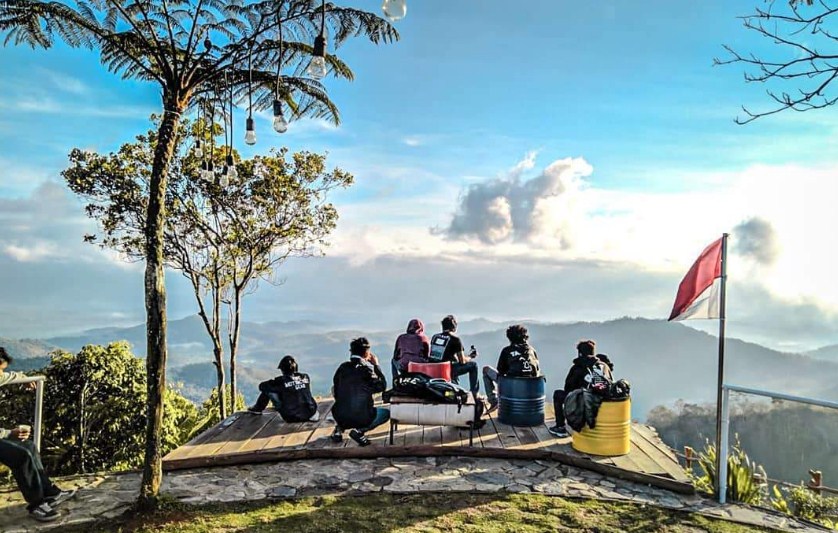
[38,68,90,96]
[325,154,838,319]
[3,242,61,262]
[402,136,423,147]
[0,96,147,119]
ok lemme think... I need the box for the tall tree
[65,117,353,419]
[0,0,397,507]
[716,0,837,123]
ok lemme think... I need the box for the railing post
[684,446,694,470]
[808,470,823,496]
[718,386,731,504]
[33,378,44,452]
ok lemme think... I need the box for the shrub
[693,437,767,505]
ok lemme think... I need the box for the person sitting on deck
[430,314,480,395]
[547,340,614,438]
[331,338,389,447]
[391,318,430,381]
[247,355,319,422]
[0,347,76,522]
[482,325,541,413]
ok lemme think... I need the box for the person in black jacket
[548,340,614,438]
[247,355,319,422]
[482,325,541,412]
[331,337,389,447]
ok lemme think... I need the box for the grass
[67,493,779,533]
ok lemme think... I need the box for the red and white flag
[668,238,724,321]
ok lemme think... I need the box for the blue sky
[0,0,836,350]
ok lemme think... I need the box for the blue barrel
[498,376,546,426]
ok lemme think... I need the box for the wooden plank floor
[163,397,693,494]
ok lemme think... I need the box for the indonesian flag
[668,238,724,321]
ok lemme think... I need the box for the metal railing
[5,375,45,451]
[718,384,838,504]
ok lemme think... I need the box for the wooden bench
[388,393,481,446]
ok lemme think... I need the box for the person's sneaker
[308,411,321,423]
[349,429,371,447]
[246,406,264,415]
[330,426,343,443]
[29,502,59,522]
[486,399,498,413]
[45,489,77,508]
[548,425,570,438]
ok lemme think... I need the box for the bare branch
[718,0,838,122]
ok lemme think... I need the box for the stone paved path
[0,457,826,532]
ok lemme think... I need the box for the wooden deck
[163,399,693,494]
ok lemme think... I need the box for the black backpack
[385,372,469,406]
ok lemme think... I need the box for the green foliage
[770,485,790,515]
[770,486,838,529]
[693,438,767,505]
[0,343,198,475]
[64,118,354,272]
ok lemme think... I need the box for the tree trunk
[79,384,86,473]
[192,268,226,420]
[213,343,226,418]
[228,288,242,413]
[212,269,226,418]
[138,101,184,511]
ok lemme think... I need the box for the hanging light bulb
[272,100,289,133]
[382,0,407,21]
[225,155,238,181]
[306,35,328,80]
[199,160,209,180]
[244,117,257,145]
[219,167,230,188]
[194,139,203,158]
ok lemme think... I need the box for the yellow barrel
[571,397,631,456]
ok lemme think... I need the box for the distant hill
[6,356,51,373]
[0,337,57,359]
[9,316,837,418]
[808,344,838,363]
[464,318,838,421]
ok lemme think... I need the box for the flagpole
[715,233,729,501]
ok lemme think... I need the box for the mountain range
[3,316,837,419]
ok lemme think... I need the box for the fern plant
[693,437,767,505]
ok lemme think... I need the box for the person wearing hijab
[391,318,430,380]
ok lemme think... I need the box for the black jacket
[563,354,614,392]
[259,372,318,423]
[332,356,387,429]
[496,343,540,377]
[564,389,603,432]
